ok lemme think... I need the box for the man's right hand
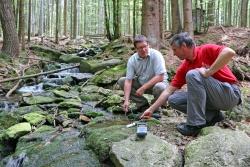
[123,101,130,113]
[140,108,153,119]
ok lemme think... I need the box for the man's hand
[197,67,211,78]
[136,86,146,96]
[140,108,153,119]
[122,100,130,113]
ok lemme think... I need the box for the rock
[23,96,57,105]
[0,112,21,131]
[83,120,133,161]
[92,64,126,85]
[84,111,104,118]
[53,89,79,99]
[5,123,31,139]
[79,58,123,73]
[101,94,123,109]
[79,115,91,123]
[22,112,46,126]
[14,105,44,115]
[29,45,64,60]
[59,54,83,63]
[110,133,182,167]
[57,73,93,82]
[185,127,250,167]
[2,128,100,167]
[226,88,250,121]
[58,99,82,108]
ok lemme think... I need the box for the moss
[92,64,126,85]
[85,124,134,161]
[84,111,104,118]
[23,112,47,126]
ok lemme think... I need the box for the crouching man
[118,35,168,113]
[141,32,241,136]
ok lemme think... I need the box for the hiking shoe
[176,123,205,136]
[206,112,225,126]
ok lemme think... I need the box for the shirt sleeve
[171,61,188,88]
[153,51,167,75]
[202,44,225,65]
[126,58,135,80]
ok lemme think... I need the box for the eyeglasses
[136,44,148,51]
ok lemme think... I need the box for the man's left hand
[197,67,211,78]
[136,86,145,96]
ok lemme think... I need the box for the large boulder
[23,95,57,105]
[22,112,47,126]
[5,123,31,139]
[79,58,123,73]
[92,64,126,85]
[59,54,83,63]
[2,127,100,167]
[110,133,182,167]
[82,120,133,161]
[185,127,250,167]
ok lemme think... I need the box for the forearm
[141,74,164,90]
[149,85,178,112]
[207,47,235,76]
[124,80,132,102]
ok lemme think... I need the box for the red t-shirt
[171,44,238,88]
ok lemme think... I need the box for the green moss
[84,111,104,118]
[85,124,134,161]
[92,64,126,85]
[23,112,46,126]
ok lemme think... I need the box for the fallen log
[0,64,79,83]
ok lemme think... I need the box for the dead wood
[0,64,79,83]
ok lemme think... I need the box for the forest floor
[0,26,249,155]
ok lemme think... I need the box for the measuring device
[136,122,147,138]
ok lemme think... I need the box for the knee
[153,82,167,95]
[185,69,201,82]
[168,94,177,107]
[117,77,126,89]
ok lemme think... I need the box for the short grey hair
[133,35,148,47]
[169,32,195,48]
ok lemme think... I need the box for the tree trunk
[0,0,19,57]
[38,0,44,36]
[104,0,112,41]
[183,0,194,37]
[73,0,77,39]
[171,0,182,34]
[133,0,137,37]
[240,0,249,27]
[159,0,164,39]
[55,0,59,43]
[141,0,161,49]
[113,0,121,39]
[207,0,215,26]
[18,0,25,50]
[28,0,31,42]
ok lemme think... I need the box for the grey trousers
[168,69,241,126]
[118,77,168,108]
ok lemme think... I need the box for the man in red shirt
[141,32,241,136]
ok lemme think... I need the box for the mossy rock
[0,112,21,131]
[5,122,31,139]
[3,128,100,167]
[53,89,79,99]
[101,94,123,108]
[84,111,104,118]
[84,122,134,161]
[22,112,47,126]
[79,58,123,73]
[58,99,82,108]
[29,45,64,60]
[23,96,57,105]
[59,54,83,63]
[92,64,126,85]
[80,93,104,101]
[14,105,44,115]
